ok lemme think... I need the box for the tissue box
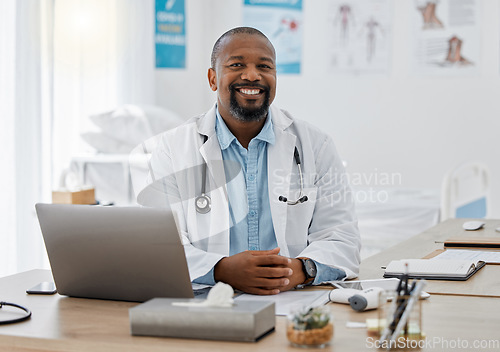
[52,188,95,204]
[129,298,275,342]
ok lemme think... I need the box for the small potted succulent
[287,306,334,348]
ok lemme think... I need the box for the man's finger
[256,266,293,278]
[253,254,291,267]
[244,287,281,295]
[249,247,280,256]
[246,276,290,288]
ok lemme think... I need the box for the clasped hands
[213,247,306,295]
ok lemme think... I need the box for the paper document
[433,249,500,264]
[235,289,330,316]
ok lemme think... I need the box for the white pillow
[81,132,136,154]
[140,105,183,135]
[89,105,182,146]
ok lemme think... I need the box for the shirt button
[248,174,255,181]
[249,210,256,217]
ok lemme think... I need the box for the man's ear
[208,68,217,92]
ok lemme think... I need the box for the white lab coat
[147,104,361,281]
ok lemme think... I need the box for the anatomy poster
[411,0,480,75]
[243,0,303,74]
[326,0,392,75]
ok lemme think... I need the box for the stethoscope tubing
[0,301,32,325]
[195,136,307,214]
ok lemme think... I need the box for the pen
[401,264,410,334]
[380,291,402,341]
[409,280,416,294]
[395,275,403,294]
[380,269,409,341]
[389,280,427,342]
[403,263,409,295]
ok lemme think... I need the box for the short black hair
[210,27,272,69]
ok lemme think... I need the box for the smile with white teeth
[239,88,261,95]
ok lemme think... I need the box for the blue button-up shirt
[216,108,278,254]
[194,108,346,285]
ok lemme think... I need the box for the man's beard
[229,85,270,122]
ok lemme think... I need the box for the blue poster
[243,0,303,74]
[155,0,186,68]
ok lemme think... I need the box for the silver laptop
[35,203,195,302]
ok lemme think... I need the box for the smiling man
[148,27,361,295]
[210,30,275,128]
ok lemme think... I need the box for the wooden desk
[360,218,500,297]
[1,219,500,351]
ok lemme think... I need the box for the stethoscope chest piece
[195,194,211,214]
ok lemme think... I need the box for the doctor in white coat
[147,27,361,295]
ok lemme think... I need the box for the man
[148,27,360,295]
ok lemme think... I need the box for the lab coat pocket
[285,187,317,246]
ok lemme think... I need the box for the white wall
[155,0,500,217]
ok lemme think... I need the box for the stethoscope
[195,136,308,214]
[195,143,212,213]
[194,136,212,214]
[0,301,32,325]
[278,147,308,205]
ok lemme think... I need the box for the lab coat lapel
[268,108,296,258]
[198,108,230,256]
[199,135,226,191]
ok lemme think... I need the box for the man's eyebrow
[226,55,275,63]
[227,55,244,61]
[260,57,274,63]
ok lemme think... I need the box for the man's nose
[240,66,261,81]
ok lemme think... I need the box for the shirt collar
[215,107,275,150]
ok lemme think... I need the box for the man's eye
[229,63,242,67]
[259,64,272,69]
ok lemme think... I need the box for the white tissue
[172,282,234,308]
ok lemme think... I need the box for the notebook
[444,237,500,249]
[35,203,197,302]
[383,259,486,281]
